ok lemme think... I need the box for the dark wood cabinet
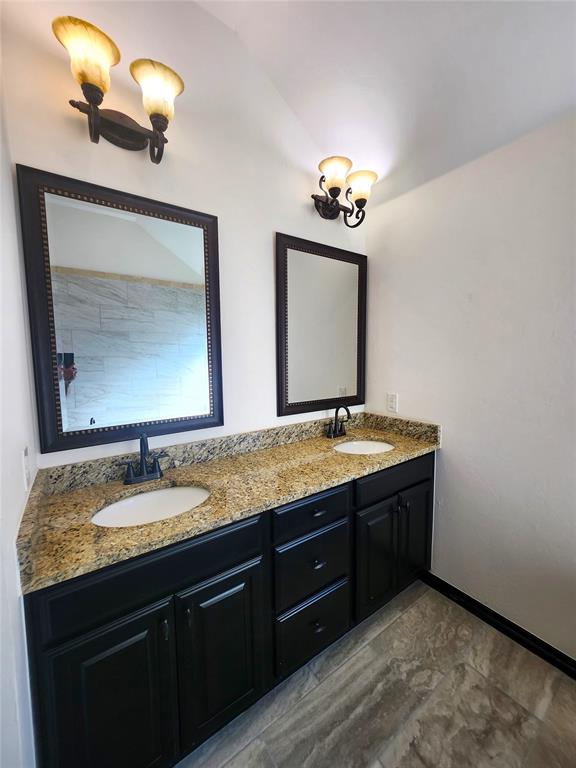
[397,481,433,590]
[25,453,434,768]
[356,496,398,620]
[356,475,433,622]
[176,557,268,753]
[41,599,178,768]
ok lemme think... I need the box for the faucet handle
[337,419,347,437]
[117,461,135,482]
[326,421,336,438]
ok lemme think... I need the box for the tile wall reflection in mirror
[45,194,209,432]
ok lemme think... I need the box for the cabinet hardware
[312,559,327,570]
[311,621,326,635]
[311,509,327,519]
[184,607,192,629]
[160,618,170,641]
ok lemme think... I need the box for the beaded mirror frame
[17,165,223,452]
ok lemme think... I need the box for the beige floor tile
[221,739,276,768]
[176,666,317,768]
[466,622,561,719]
[379,663,539,768]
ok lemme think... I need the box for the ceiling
[200,0,576,203]
[3,1,575,204]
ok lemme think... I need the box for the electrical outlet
[338,385,347,397]
[22,446,31,491]
[386,392,399,413]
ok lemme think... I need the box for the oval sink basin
[334,440,394,455]
[92,486,210,528]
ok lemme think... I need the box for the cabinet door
[42,599,177,768]
[355,496,398,621]
[398,480,433,590]
[176,557,267,753]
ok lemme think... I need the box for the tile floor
[176,582,576,768]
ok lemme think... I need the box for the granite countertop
[18,425,439,594]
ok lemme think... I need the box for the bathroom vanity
[21,424,436,768]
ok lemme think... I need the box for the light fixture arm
[149,114,168,164]
[79,83,104,144]
[342,187,365,228]
[311,180,367,227]
[68,98,170,161]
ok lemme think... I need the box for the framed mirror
[17,165,223,452]
[275,233,366,416]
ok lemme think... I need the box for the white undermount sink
[91,486,210,528]
[334,440,395,455]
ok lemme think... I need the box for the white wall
[1,111,38,768]
[0,4,364,765]
[1,0,365,471]
[367,114,576,659]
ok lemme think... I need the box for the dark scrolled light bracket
[70,85,168,164]
[311,175,366,229]
[311,159,377,228]
[52,17,183,167]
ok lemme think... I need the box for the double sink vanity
[16,166,440,767]
[19,415,439,768]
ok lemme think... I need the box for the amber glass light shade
[130,59,184,122]
[318,156,353,195]
[52,16,120,93]
[346,170,378,205]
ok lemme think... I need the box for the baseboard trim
[421,572,576,680]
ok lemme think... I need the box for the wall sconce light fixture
[52,16,184,164]
[311,156,378,228]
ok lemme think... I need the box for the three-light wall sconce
[312,156,378,228]
[52,16,184,164]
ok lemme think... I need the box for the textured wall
[366,115,576,659]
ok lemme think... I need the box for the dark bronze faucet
[121,433,167,485]
[326,405,351,438]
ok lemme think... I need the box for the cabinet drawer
[274,519,349,613]
[275,579,350,677]
[355,453,435,509]
[27,515,265,650]
[272,485,351,545]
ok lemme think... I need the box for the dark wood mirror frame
[275,232,367,416]
[17,165,224,452]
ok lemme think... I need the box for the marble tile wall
[52,270,209,431]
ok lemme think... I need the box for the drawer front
[274,519,349,613]
[273,485,351,545]
[355,453,435,509]
[275,579,350,677]
[28,515,265,650]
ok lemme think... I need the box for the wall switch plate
[386,392,399,413]
[338,385,347,397]
[22,446,31,491]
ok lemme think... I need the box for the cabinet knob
[312,559,327,571]
[311,621,326,635]
[311,509,327,519]
[160,618,170,641]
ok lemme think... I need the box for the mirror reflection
[287,248,358,402]
[45,193,210,432]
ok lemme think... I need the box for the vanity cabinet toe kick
[25,452,435,768]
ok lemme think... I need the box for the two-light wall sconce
[52,16,184,164]
[312,156,378,228]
